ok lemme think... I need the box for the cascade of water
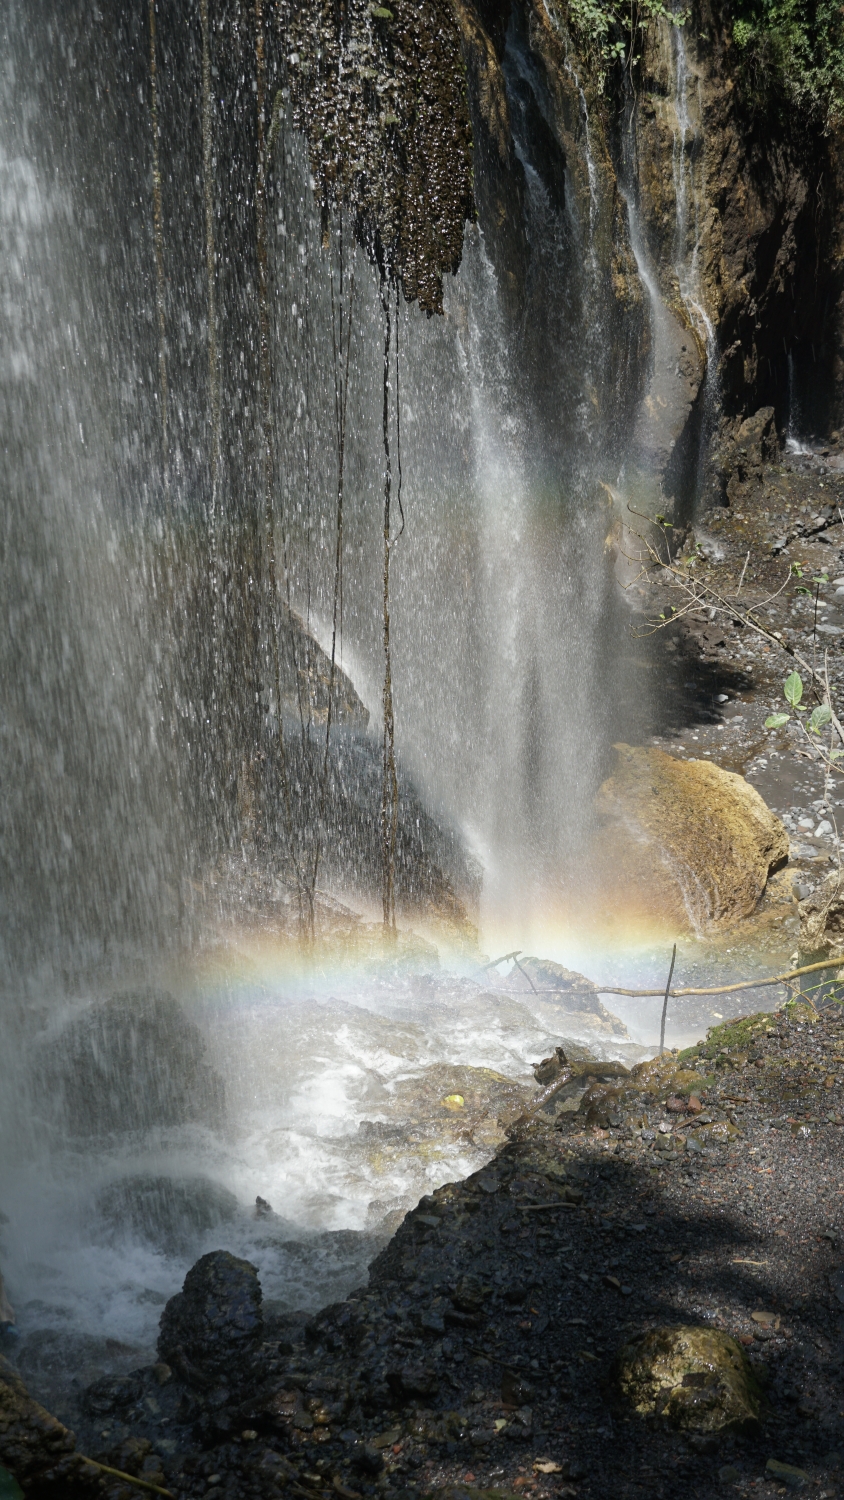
[669,21,720,500]
[0,0,659,1406]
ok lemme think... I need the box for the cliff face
[456,0,844,503]
[632,0,843,434]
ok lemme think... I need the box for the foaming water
[2,944,640,1401]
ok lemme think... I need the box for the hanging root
[147,0,169,484]
[380,278,399,933]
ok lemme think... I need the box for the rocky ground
[6,1001,844,1500]
[617,420,844,974]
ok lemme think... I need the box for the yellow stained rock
[596,745,788,933]
[441,1094,465,1110]
[613,1325,762,1433]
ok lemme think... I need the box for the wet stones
[158,1251,263,1388]
[81,1372,144,1417]
[613,1326,762,1433]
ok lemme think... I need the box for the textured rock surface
[280,0,474,313]
[34,990,225,1139]
[613,1325,762,1432]
[157,1251,263,1388]
[799,870,844,959]
[0,1355,94,1496]
[596,744,789,932]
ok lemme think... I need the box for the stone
[82,1373,143,1415]
[799,874,844,959]
[96,1174,239,1256]
[0,1354,92,1493]
[765,1458,809,1489]
[718,1464,741,1483]
[613,1326,762,1432]
[385,1364,438,1400]
[34,988,226,1137]
[595,746,789,932]
[158,1250,263,1386]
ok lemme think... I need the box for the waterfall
[668,20,720,504]
[0,0,661,1402]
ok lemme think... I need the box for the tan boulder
[613,1325,762,1433]
[595,745,788,933]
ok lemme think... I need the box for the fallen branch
[79,1457,175,1498]
[506,955,844,1000]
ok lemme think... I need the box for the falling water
[669,20,720,501]
[0,0,670,1407]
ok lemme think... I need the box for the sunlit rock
[613,1325,762,1432]
[596,745,788,932]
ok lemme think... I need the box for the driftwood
[518,954,844,1000]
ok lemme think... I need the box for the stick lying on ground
[523,954,844,1000]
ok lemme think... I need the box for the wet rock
[613,1326,762,1433]
[595,745,789,932]
[158,1250,263,1387]
[385,1364,438,1400]
[81,1372,143,1416]
[505,959,626,1033]
[451,1276,488,1314]
[349,1442,385,1476]
[35,989,226,1137]
[799,872,844,959]
[0,1354,92,1494]
[96,1174,239,1256]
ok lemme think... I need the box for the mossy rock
[613,1326,762,1433]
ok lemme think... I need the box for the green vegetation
[730,0,844,126]
[561,0,686,86]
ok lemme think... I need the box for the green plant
[561,0,686,86]
[765,670,835,734]
[731,0,844,127]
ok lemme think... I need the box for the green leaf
[0,1468,24,1500]
[795,585,811,594]
[809,704,833,733]
[830,749,844,760]
[765,713,791,728]
[784,671,804,708]
[369,5,394,16]
[813,574,829,584]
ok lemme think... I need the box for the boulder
[96,1174,239,1256]
[613,1326,762,1433]
[595,745,788,933]
[35,989,225,1138]
[157,1250,263,1388]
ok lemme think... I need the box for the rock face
[613,1325,762,1433]
[596,745,788,933]
[799,870,844,959]
[157,1251,263,1388]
